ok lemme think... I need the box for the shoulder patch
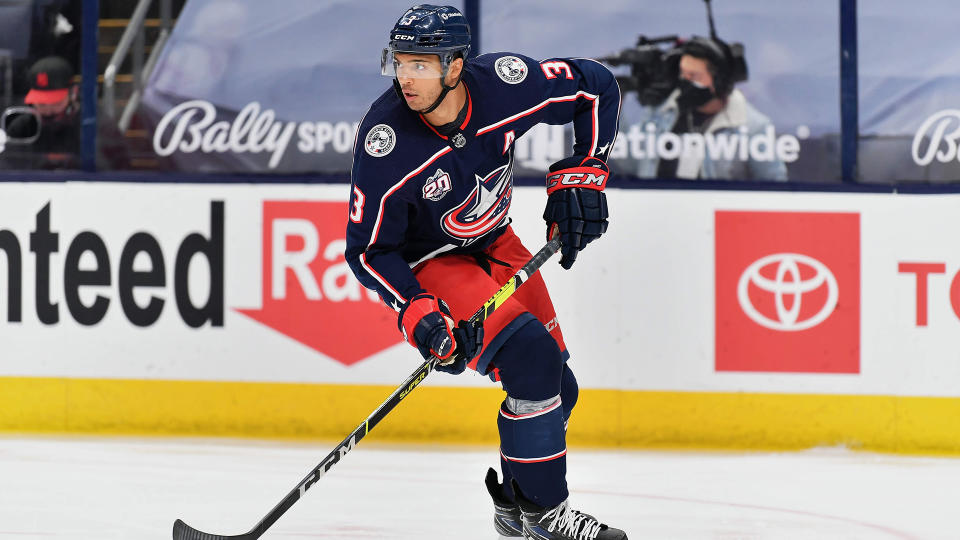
[364,124,396,157]
[494,56,528,84]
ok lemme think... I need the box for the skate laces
[542,500,603,540]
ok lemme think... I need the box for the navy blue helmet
[382,4,472,78]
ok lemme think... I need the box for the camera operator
[634,36,787,181]
[1,55,80,169]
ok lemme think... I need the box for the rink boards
[1,182,959,452]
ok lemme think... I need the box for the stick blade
[173,519,255,540]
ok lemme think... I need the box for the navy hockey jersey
[346,52,621,311]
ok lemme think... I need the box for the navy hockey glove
[543,156,610,269]
[398,293,484,374]
[436,319,483,374]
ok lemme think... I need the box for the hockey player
[346,5,626,539]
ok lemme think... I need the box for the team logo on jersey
[364,124,396,157]
[441,154,514,245]
[495,56,528,84]
[423,168,453,202]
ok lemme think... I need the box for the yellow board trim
[2,377,960,454]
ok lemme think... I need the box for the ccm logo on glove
[545,166,608,194]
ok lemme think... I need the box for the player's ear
[447,56,464,84]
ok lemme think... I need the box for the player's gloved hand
[543,155,610,269]
[436,319,483,374]
[398,293,484,374]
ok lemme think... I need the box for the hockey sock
[498,396,568,508]
[493,319,568,508]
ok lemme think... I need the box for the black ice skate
[485,468,524,538]
[511,480,628,540]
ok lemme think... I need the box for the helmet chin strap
[393,65,463,115]
[419,76,460,114]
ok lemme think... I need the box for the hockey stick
[173,234,561,540]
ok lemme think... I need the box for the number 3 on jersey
[349,185,365,223]
[541,60,573,80]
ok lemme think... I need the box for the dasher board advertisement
[0,182,959,398]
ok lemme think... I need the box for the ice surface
[0,436,956,539]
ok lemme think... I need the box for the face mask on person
[676,78,715,110]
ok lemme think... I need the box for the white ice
[1,436,958,539]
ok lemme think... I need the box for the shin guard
[497,395,568,508]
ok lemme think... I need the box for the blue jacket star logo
[441,154,514,245]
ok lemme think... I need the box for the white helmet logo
[737,253,838,331]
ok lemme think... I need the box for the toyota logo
[737,253,838,331]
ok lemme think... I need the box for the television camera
[598,0,747,107]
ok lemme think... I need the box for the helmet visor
[381,48,445,79]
